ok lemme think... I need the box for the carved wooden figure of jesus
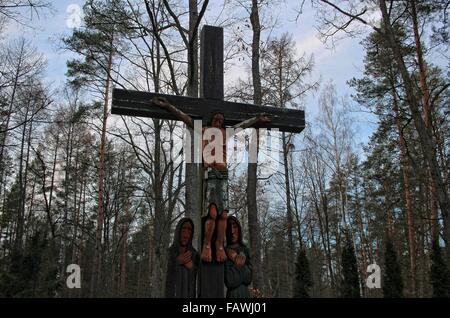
[152,97,270,263]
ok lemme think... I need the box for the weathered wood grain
[112,89,305,133]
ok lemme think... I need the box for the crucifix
[112,25,305,298]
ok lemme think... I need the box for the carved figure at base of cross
[152,97,271,263]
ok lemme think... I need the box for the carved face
[180,222,192,247]
[211,113,224,128]
[231,221,239,244]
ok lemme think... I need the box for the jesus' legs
[215,210,227,262]
[201,204,217,262]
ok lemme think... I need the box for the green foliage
[264,225,291,298]
[294,248,313,298]
[63,0,132,90]
[0,230,57,297]
[430,240,450,298]
[1,178,21,232]
[341,234,360,298]
[382,237,403,298]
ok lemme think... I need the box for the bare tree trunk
[282,133,294,252]
[60,117,75,297]
[151,119,166,297]
[186,0,201,249]
[379,0,450,261]
[0,52,22,186]
[48,134,59,239]
[377,161,394,242]
[137,261,142,297]
[418,207,426,297]
[307,154,336,293]
[72,148,79,248]
[334,225,343,295]
[120,203,129,296]
[323,197,336,293]
[290,152,304,249]
[410,0,439,241]
[14,100,30,254]
[22,111,34,239]
[25,179,35,241]
[91,44,113,297]
[247,0,263,291]
[354,178,368,296]
[282,133,294,296]
[111,182,120,297]
[391,81,416,296]
[72,174,84,264]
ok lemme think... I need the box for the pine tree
[294,248,313,298]
[63,0,132,297]
[0,229,50,297]
[430,240,450,298]
[383,237,403,298]
[341,234,360,298]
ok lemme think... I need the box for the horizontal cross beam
[112,89,305,133]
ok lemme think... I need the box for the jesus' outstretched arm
[152,96,195,130]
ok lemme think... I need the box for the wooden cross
[112,28,304,133]
[112,88,305,132]
[111,25,305,298]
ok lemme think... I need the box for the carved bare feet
[215,242,227,263]
[201,243,212,262]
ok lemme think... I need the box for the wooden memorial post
[112,25,305,298]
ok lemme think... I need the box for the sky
[3,1,84,83]
[3,0,378,150]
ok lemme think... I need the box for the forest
[0,0,448,298]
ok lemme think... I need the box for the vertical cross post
[201,24,225,214]
[200,26,224,100]
[198,25,225,298]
